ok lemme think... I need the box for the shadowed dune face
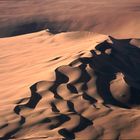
[1,0,140,38]
[1,31,140,139]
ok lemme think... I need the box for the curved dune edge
[1,0,140,38]
[1,30,140,139]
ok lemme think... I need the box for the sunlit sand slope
[1,31,140,139]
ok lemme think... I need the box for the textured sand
[0,31,140,139]
[1,1,140,140]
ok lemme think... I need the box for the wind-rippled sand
[1,1,140,139]
[0,31,140,139]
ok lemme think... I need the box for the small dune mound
[110,73,131,104]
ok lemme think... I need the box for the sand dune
[1,1,140,139]
[1,0,140,38]
[0,30,140,139]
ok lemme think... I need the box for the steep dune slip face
[1,0,140,140]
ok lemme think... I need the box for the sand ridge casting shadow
[3,37,140,139]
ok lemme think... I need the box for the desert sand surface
[1,1,140,140]
[1,0,140,38]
